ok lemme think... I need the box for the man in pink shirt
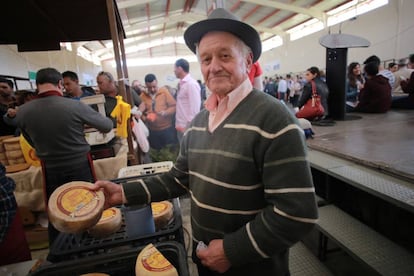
[174,58,201,142]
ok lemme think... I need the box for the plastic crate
[118,161,173,178]
[31,241,189,276]
[47,198,184,262]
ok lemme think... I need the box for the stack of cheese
[48,181,105,234]
[0,135,14,165]
[135,243,178,276]
[3,136,25,165]
[88,207,122,238]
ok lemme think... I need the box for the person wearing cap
[91,8,317,275]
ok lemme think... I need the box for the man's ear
[246,52,253,73]
[58,80,64,90]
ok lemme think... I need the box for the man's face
[63,77,78,95]
[0,82,13,97]
[198,31,251,97]
[145,80,158,95]
[174,65,182,79]
[97,75,113,95]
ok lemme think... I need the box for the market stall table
[7,139,128,212]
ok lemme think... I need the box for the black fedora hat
[184,8,262,62]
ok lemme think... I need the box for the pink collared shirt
[205,78,253,132]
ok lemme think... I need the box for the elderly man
[91,8,317,276]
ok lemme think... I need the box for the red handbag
[296,80,325,120]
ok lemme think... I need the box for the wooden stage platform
[306,110,414,182]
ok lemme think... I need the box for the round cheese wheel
[151,201,173,229]
[88,207,122,238]
[135,243,178,276]
[6,163,30,173]
[48,181,105,234]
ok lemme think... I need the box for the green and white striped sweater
[123,90,318,275]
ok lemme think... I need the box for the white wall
[102,0,414,85]
[1,0,412,89]
[259,0,414,77]
[0,45,102,89]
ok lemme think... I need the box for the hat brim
[184,18,262,62]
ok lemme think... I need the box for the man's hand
[90,180,124,209]
[196,239,231,273]
[146,112,157,122]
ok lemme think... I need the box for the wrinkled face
[197,31,252,97]
[96,75,114,95]
[0,82,13,96]
[63,77,78,95]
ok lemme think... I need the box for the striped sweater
[123,90,318,275]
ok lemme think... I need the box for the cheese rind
[48,181,105,234]
[135,243,178,276]
[151,201,173,229]
[88,207,122,238]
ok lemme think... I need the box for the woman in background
[296,66,329,119]
[346,62,365,111]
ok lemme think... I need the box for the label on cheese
[151,201,174,229]
[136,243,178,275]
[48,181,105,234]
[141,246,173,272]
[100,208,117,222]
[57,186,101,218]
[151,201,170,216]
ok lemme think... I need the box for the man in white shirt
[277,76,287,101]
[174,58,201,143]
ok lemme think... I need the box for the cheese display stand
[46,162,182,261]
[47,197,184,262]
[30,241,189,276]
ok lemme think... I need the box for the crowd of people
[1,6,413,275]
